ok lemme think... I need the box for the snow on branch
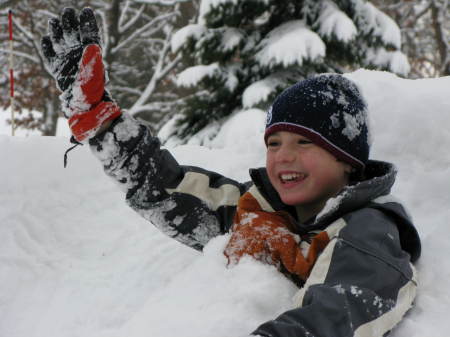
[220,27,243,52]
[316,1,357,43]
[198,0,235,25]
[242,75,286,108]
[171,25,243,54]
[177,63,221,88]
[177,63,239,92]
[366,48,410,76]
[355,1,402,49]
[255,20,325,68]
[171,24,207,53]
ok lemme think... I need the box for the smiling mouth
[279,172,306,184]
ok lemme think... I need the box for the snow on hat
[264,74,370,172]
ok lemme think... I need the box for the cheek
[265,153,277,184]
[314,163,348,189]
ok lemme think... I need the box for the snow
[367,48,411,77]
[220,27,244,51]
[177,63,220,87]
[1,70,450,337]
[198,0,233,25]
[317,1,357,43]
[171,24,206,53]
[241,76,285,108]
[255,20,326,68]
[177,63,239,92]
[354,1,402,49]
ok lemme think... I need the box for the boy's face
[266,131,351,220]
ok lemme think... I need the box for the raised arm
[89,113,249,250]
[41,7,249,250]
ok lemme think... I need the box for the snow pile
[1,70,450,337]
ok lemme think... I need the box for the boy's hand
[224,212,324,281]
[41,7,121,142]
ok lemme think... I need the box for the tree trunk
[41,97,60,136]
[430,0,450,76]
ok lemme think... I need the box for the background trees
[372,0,449,78]
[169,0,411,141]
[0,0,192,135]
[0,0,448,137]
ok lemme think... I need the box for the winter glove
[224,211,328,281]
[41,7,121,142]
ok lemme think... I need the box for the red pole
[8,9,15,136]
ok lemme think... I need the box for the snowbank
[1,70,450,337]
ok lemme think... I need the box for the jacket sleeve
[88,113,249,250]
[252,208,418,337]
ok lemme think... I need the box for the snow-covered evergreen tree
[169,0,409,140]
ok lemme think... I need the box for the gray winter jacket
[89,113,421,337]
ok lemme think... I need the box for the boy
[42,8,421,337]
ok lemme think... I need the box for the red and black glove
[41,7,121,142]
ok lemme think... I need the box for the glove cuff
[68,101,122,142]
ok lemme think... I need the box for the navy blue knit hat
[264,74,370,172]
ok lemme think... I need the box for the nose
[276,144,296,163]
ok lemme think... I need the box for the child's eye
[267,140,280,147]
[298,140,312,145]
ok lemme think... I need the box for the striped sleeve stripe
[293,218,348,307]
[165,171,241,211]
[248,185,275,212]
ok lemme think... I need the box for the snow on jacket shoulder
[89,113,421,337]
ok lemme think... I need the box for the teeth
[280,173,303,182]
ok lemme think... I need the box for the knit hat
[264,74,370,172]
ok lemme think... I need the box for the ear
[343,163,354,175]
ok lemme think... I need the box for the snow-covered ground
[1,69,450,337]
